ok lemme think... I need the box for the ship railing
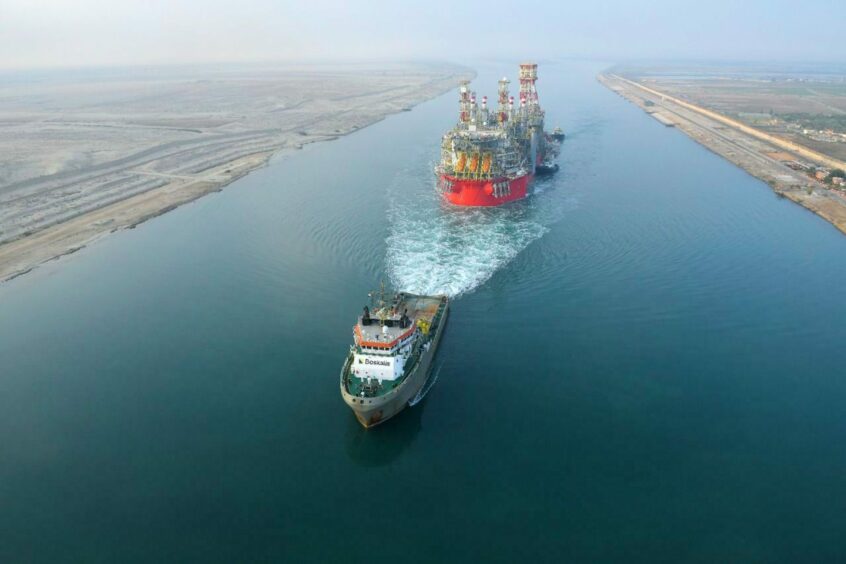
[443,155,517,180]
[342,354,355,393]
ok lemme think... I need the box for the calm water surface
[2,61,846,562]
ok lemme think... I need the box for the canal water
[2,61,846,562]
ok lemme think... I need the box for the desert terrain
[601,65,846,236]
[618,64,846,161]
[600,72,846,235]
[0,62,473,281]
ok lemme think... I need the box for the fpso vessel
[341,290,448,428]
[436,63,561,206]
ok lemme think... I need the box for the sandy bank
[599,73,846,236]
[0,63,474,282]
[0,151,273,281]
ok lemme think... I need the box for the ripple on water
[385,160,578,297]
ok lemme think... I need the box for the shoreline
[598,73,846,236]
[0,68,473,283]
[0,150,274,282]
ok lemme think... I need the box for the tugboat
[551,127,566,142]
[535,159,560,175]
[537,127,564,174]
[340,286,449,428]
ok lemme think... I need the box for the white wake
[408,360,444,406]
[385,162,571,297]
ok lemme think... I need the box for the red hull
[440,174,532,206]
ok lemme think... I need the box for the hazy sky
[2,0,844,70]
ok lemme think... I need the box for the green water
[1,61,846,562]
